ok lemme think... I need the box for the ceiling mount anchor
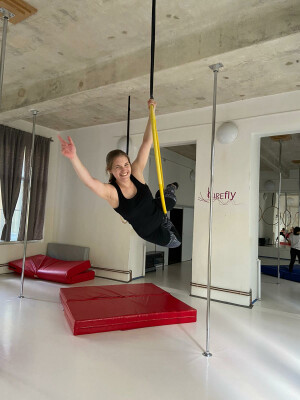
[209,63,224,73]
[0,7,15,19]
[29,109,39,115]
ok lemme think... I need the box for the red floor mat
[60,283,197,335]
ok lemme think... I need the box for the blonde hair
[106,149,131,183]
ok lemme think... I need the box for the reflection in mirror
[258,133,300,288]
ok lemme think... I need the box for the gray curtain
[0,125,26,241]
[18,135,50,241]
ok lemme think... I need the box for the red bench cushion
[9,255,94,284]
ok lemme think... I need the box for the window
[0,152,25,242]
[0,126,51,243]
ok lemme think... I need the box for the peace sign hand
[58,134,76,159]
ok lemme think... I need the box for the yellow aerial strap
[149,104,167,215]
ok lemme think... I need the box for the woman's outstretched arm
[58,135,112,201]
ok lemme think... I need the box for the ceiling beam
[1,3,299,120]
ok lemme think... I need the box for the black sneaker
[167,182,179,190]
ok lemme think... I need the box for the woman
[58,99,181,248]
[287,226,300,273]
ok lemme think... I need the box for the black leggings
[155,185,181,248]
[289,248,300,272]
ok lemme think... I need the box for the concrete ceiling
[0,0,299,132]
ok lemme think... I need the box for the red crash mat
[9,255,95,284]
[60,283,197,335]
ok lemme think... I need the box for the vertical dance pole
[19,110,38,298]
[296,163,300,226]
[276,140,282,285]
[284,192,287,229]
[148,0,167,216]
[203,63,223,358]
[0,8,14,107]
[299,166,300,226]
[292,161,300,226]
[126,95,130,155]
[150,0,156,99]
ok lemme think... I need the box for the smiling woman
[105,150,132,185]
[58,99,181,248]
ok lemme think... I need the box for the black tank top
[110,175,169,244]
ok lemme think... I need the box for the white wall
[0,120,59,274]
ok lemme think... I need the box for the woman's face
[110,155,131,182]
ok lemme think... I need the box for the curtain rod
[36,136,53,142]
[1,123,54,142]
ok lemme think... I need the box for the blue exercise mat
[261,265,300,283]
